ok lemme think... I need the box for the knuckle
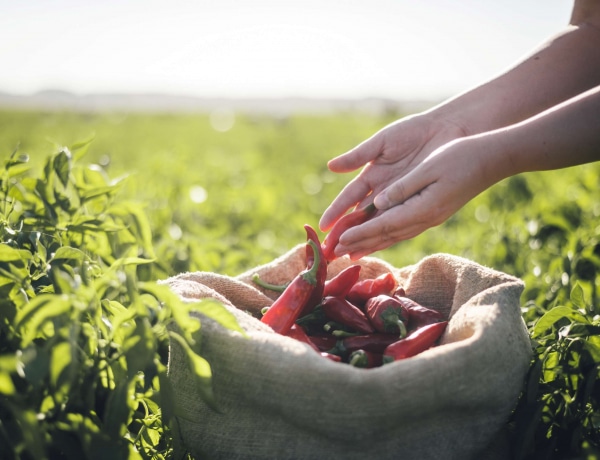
[388,181,407,204]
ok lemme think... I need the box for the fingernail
[374,194,389,210]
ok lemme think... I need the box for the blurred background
[1,0,572,113]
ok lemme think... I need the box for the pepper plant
[1,110,599,459]
[0,144,239,459]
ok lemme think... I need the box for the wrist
[459,130,520,188]
[415,103,472,144]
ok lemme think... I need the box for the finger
[327,133,384,173]
[334,196,436,256]
[336,221,428,259]
[373,163,433,210]
[319,174,373,231]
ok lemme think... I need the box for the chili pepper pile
[256,218,448,368]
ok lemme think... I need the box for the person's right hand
[319,112,468,232]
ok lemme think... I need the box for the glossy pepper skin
[336,333,400,354]
[323,264,362,298]
[346,272,398,307]
[286,324,320,353]
[321,203,377,262]
[307,334,338,352]
[301,224,327,316]
[383,321,448,363]
[320,296,375,334]
[364,295,408,338]
[260,239,321,335]
[394,296,446,330]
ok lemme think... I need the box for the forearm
[427,4,600,136]
[475,85,600,185]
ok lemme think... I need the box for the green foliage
[0,144,240,459]
[1,109,599,459]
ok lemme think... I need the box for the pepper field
[0,108,598,459]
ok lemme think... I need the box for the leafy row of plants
[0,143,239,459]
[509,215,600,459]
[0,117,598,458]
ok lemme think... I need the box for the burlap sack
[162,246,532,460]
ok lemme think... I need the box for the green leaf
[20,345,50,388]
[570,282,585,309]
[49,341,72,389]
[531,305,589,339]
[51,246,87,263]
[193,298,244,335]
[584,335,600,362]
[70,134,95,160]
[0,355,17,395]
[114,256,155,267]
[0,243,30,262]
[6,161,31,178]
[108,202,155,258]
[157,367,175,423]
[1,403,46,459]
[53,148,72,188]
[168,331,220,412]
[0,372,15,395]
[123,317,156,379]
[103,380,132,438]
[15,294,72,345]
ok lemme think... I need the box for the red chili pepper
[346,272,398,307]
[301,224,327,316]
[323,264,362,298]
[382,321,448,363]
[348,349,383,368]
[364,295,408,337]
[308,334,338,352]
[394,296,446,330]
[320,296,375,334]
[260,239,321,335]
[286,324,320,353]
[321,203,377,262]
[321,352,342,363]
[336,333,400,354]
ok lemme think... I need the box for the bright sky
[1,0,573,100]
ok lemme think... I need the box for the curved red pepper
[364,294,408,337]
[260,239,321,335]
[383,321,448,363]
[321,203,377,262]
[346,272,398,307]
[286,324,320,353]
[336,333,399,354]
[321,296,375,334]
[394,296,446,331]
[323,264,362,298]
[308,334,338,352]
[301,224,327,316]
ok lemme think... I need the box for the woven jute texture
[161,245,532,460]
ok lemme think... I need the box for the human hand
[319,113,469,256]
[319,114,467,232]
[323,135,501,260]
